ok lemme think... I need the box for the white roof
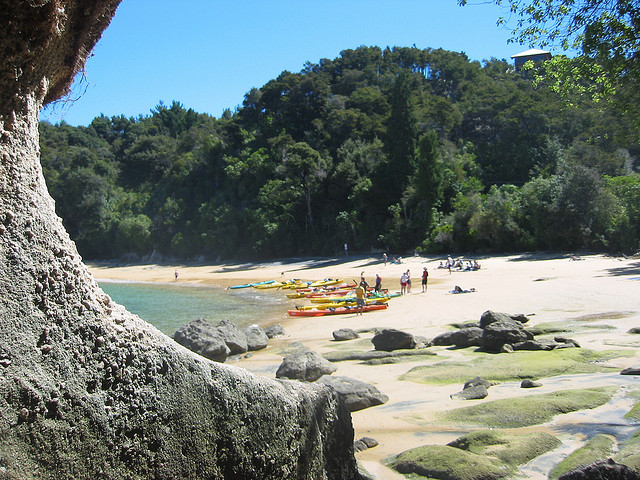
[511,48,551,58]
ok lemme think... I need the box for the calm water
[99,281,290,336]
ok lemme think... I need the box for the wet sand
[90,253,640,479]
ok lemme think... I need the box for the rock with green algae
[441,388,616,428]
[549,434,617,479]
[388,429,560,480]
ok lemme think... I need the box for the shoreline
[89,253,640,479]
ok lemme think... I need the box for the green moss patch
[441,388,616,428]
[614,429,640,471]
[626,399,640,422]
[387,430,560,480]
[401,349,629,385]
[548,434,616,479]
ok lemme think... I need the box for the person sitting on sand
[453,285,463,294]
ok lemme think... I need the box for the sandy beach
[89,253,640,479]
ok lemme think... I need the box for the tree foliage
[39,47,640,260]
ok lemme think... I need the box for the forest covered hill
[39,46,640,260]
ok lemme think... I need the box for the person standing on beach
[406,270,412,294]
[174,270,179,280]
[360,271,370,290]
[400,271,408,295]
[344,243,348,256]
[421,267,428,292]
[355,282,366,315]
[383,253,388,266]
[374,274,382,293]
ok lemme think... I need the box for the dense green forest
[39,46,640,260]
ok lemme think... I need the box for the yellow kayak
[299,297,390,310]
[308,278,343,288]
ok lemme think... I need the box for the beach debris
[264,323,286,339]
[332,328,359,341]
[244,324,269,351]
[371,328,416,351]
[521,379,542,388]
[275,351,337,382]
[558,458,640,480]
[354,436,378,452]
[317,376,389,412]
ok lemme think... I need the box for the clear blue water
[99,281,290,336]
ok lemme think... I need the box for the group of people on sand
[398,267,430,295]
[382,253,403,266]
[438,255,480,273]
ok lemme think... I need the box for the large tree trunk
[0,2,358,479]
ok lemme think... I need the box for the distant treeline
[39,46,640,260]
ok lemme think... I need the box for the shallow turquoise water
[99,281,289,336]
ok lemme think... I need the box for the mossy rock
[449,430,561,468]
[548,434,616,479]
[613,428,640,471]
[441,388,616,428]
[401,349,629,385]
[626,398,640,422]
[388,444,510,480]
[388,430,560,480]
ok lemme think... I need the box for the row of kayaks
[229,278,393,317]
[288,304,388,317]
[229,278,344,290]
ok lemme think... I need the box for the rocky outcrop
[0,3,359,478]
[245,324,269,351]
[276,351,338,381]
[432,327,483,348]
[451,377,492,400]
[371,329,416,351]
[559,458,640,480]
[481,315,534,352]
[318,376,389,412]
[173,318,231,362]
[333,328,360,341]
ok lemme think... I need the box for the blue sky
[41,0,530,126]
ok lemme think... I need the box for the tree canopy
[39,46,640,260]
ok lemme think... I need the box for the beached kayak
[296,297,390,310]
[229,280,275,289]
[287,304,388,317]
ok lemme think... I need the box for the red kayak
[288,304,388,317]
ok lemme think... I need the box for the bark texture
[0,2,359,479]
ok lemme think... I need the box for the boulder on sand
[318,376,389,412]
[276,351,338,382]
[481,316,534,352]
[333,328,360,341]
[432,327,483,348]
[173,318,230,362]
[215,319,248,355]
[479,310,528,328]
[264,323,286,338]
[372,329,416,351]
[244,324,269,351]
